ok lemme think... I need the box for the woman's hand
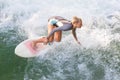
[77,40,81,45]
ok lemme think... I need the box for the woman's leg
[47,24,56,42]
[32,37,47,48]
[54,31,62,42]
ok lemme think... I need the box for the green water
[0,26,120,80]
[0,27,27,80]
[0,0,120,80]
[24,39,120,80]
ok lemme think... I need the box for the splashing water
[0,0,120,80]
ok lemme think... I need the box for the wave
[0,0,120,80]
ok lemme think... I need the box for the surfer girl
[33,16,82,47]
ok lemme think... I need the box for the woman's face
[73,21,82,28]
[76,21,82,28]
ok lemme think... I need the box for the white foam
[1,0,120,80]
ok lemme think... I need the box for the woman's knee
[54,31,62,42]
[47,24,56,42]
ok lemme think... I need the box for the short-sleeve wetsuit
[48,16,73,38]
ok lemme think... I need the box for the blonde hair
[71,16,82,24]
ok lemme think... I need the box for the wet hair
[72,16,82,24]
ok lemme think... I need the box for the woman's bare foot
[32,41,37,50]
[41,37,49,45]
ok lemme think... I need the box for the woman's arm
[72,28,77,41]
[72,28,80,44]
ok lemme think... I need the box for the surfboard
[15,37,47,58]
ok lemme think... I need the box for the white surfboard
[15,37,47,58]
